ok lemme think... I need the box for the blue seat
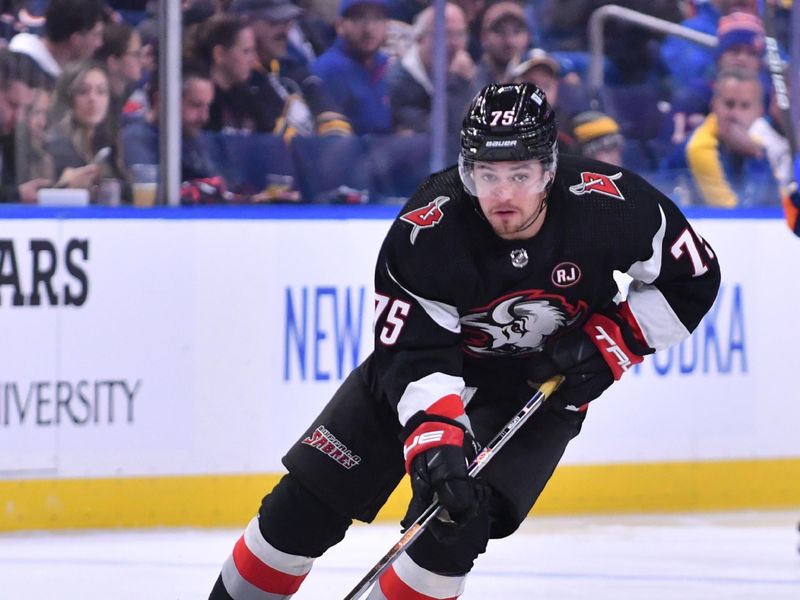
[598,83,670,143]
[290,135,370,203]
[206,133,296,195]
[366,133,432,202]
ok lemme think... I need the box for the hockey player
[209,83,721,600]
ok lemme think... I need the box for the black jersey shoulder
[379,166,479,302]
[549,154,678,271]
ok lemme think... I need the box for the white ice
[1,510,799,599]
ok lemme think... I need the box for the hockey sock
[216,516,314,599]
[367,553,466,600]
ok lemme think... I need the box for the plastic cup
[130,164,159,207]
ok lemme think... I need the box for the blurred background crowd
[0,0,795,206]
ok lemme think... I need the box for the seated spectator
[572,110,625,167]
[46,61,131,200]
[14,87,53,186]
[660,0,758,84]
[667,11,769,149]
[453,0,486,61]
[387,2,474,163]
[94,21,146,126]
[121,64,217,182]
[233,0,352,141]
[311,0,392,135]
[0,48,52,203]
[9,0,106,85]
[187,14,264,133]
[473,0,530,90]
[511,47,586,153]
[686,67,785,207]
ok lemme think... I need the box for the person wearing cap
[233,0,353,140]
[387,2,474,162]
[473,0,530,90]
[572,110,625,167]
[310,0,392,135]
[660,0,758,84]
[663,12,773,157]
[511,47,585,153]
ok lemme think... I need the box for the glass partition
[0,0,795,208]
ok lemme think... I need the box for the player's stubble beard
[491,194,548,240]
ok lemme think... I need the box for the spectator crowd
[0,0,795,207]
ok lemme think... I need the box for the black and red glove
[400,404,483,530]
[528,302,653,411]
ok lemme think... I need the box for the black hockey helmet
[459,83,558,196]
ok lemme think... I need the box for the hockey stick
[342,374,565,600]
[763,1,798,180]
[762,0,800,233]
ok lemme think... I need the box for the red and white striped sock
[367,553,466,600]
[220,517,314,599]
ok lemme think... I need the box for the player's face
[474,160,549,240]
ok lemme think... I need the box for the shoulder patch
[400,196,451,244]
[569,171,625,200]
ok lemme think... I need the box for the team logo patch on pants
[302,425,362,469]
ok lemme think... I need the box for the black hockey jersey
[365,154,721,425]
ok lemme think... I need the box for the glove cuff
[583,313,645,380]
[402,415,465,474]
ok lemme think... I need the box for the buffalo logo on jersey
[400,196,450,244]
[461,290,587,357]
[569,171,625,200]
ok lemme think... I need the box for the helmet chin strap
[515,195,548,234]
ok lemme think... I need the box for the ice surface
[1,511,798,599]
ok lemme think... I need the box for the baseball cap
[482,1,528,34]
[716,12,765,56]
[230,0,303,22]
[511,48,560,78]
[338,0,390,18]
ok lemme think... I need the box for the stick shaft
[342,375,564,600]
[763,2,798,158]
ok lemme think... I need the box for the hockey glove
[400,411,484,532]
[528,306,652,411]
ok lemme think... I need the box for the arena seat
[366,133,432,202]
[290,135,370,203]
[598,83,670,144]
[206,132,297,195]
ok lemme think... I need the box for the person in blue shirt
[659,0,757,84]
[310,0,392,135]
[121,64,216,183]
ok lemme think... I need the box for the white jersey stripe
[397,372,465,426]
[386,265,461,333]
[392,552,467,598]
[626,204,667,284]
[220,554,290,600]
[626,281,690,351]
[243,517,314,576]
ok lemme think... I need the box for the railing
[587,4,718,93]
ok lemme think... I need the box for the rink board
[0,206,798,530]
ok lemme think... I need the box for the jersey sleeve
[618,173,722,352]
[370,201,467,427]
